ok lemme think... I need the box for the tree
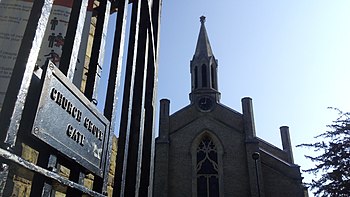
[297,108,350,197]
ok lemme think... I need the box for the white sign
[0,0,93,112]
[0,0,33,111]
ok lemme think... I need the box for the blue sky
[102,1,350,195]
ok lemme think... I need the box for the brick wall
[10,135,118,196]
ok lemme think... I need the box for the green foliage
[297,108,350,197]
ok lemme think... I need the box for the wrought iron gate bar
[59,0,89,80]
[140,0,162,194]
[116,0,142,194]
[0,148,105,197]
[125,1,149,195]
[84,0,111,101]
[0,0,53,150]
[104,0,128,121]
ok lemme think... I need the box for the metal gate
[0,0,161,196]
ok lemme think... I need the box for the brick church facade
[153,16,307,197]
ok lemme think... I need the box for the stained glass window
[196,136,219,197]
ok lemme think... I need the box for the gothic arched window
[196,136,219,197]
[195,66,198,89]
[211,64,216,89]
[201,64,207,87]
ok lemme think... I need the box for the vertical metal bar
[104,0,128,121]
[139,33,155,196]
[41,154,58,196]
[66,167,85,196]
[59,0,88,81]
[84,0,112,190]
[124,1,149,195]
[30,152,54,196]
[0,162,15,196]
[140,0,162,195]
[114,0,143,195]
[151,0,162,53]
[84,0,111,101]
[136,29,149,197]
[107,0,129,196]
[0,0,53,150]
[100,134,113,195]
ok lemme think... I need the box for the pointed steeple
[194,16,214,58]
[189,16,221,104]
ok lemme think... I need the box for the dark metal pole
[0,0,53,150]
[139,0,162,195]
[124,2,148,194]
[59,0,89,81]
[85,1,112,194]
[118,0,146,195]
[114,0,142,195]
[108,1,130,196]
[252,152,261,197]
[84,0,110,101]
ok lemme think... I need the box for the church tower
[190,16,220,104]
[153,17,307,197]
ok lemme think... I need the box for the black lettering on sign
[84,117,104,141]
[50,88,82,122]
[66,124,85,146]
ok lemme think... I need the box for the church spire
[194,16,214,58]
[190,16,220,104]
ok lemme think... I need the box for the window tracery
[196,136,219,197]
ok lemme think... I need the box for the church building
[153,16,307,197]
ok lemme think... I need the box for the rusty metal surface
[32,62,110,177]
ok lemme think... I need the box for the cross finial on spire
[200,16,206,24]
